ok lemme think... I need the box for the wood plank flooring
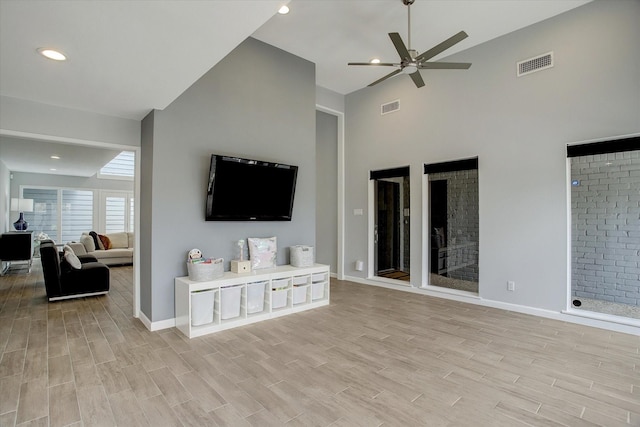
[1,261,639,426]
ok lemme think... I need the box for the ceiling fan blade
[409,71,425,88]
[415,31,468,62]
[388,32,411,61]
[368,69,402,87]
[418,62,472,70]
[348,62,399,67]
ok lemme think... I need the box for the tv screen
[206,155,298,221]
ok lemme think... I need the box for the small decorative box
[231,260,252,273]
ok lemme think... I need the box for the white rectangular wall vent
[517,52,554,77]
[381,99,400,115]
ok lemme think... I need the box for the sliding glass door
[425,158,479,293]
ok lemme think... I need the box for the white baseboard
[138,310,176,332]
[136,276,639,336]
[342,275,640,336]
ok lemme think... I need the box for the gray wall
[316,110,338,271]
[316,86,345,113]
[140,111,154,319]
[344,0,640,312]
[141,37,316,322]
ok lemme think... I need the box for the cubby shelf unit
[175,264,330,338]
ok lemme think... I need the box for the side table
[0,231,34,275]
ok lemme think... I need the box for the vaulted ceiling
[0,0,591,174]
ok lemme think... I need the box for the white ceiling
[253,0,591,95]
[0,0,591,175]
[0,136,121,177]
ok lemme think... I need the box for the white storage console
[175,264,330,338]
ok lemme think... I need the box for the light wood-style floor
[1,261,639,426]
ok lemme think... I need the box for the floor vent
[381,99,400,115]
[517,52,553,77]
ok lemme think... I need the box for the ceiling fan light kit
[348,0,471,88]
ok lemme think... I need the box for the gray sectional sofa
[68,232,134,266]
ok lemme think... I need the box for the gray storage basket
[290,245,314,267]
[187,258,224,281]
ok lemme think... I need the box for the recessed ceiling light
[278,5,289,15]
[50,168,57,171]
[50,155,60,160]
[37,48,67,61]
[370,58,381,64]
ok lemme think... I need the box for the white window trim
[97,172,134,181]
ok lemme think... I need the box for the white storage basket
[187,258,224,281]
[312,272,328,283]
[312,282,325,300]
[293,285,309,304]
[247,281,267,314]
[272,289,288,309]
[290,246,314,267]
[220,285,242,320]
[191,289,215,326]
[292,275,309,286]
[272,278,290,288]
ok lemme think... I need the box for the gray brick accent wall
[571,150,640,306]
[429,169,479,282]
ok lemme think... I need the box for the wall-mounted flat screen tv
[206,154,298,221]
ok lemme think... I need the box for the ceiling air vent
[517,52,553,77]
[381,99,400,115]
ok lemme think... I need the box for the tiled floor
[1,260,639,426]
[573,297,640,320]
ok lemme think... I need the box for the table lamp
[10,198,34,231]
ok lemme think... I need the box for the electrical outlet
[507,281,515,291]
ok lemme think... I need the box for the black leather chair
[40,240,110,301]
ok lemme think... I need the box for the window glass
[99,151,135,179]
[23,188,59,242]
[61,190,93,242]
[129,198,135,232]
[105,196,127,233]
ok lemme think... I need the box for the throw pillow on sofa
[98,234,112,250]
[108,232,129,249]
[63,245,82,269]
[80,234,96,252]
[90,231,103,250]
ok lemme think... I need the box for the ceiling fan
[348,0,471,88]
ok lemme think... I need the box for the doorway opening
[371,166,410,283]
[425,158,479,293]
[569,137,640,320]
